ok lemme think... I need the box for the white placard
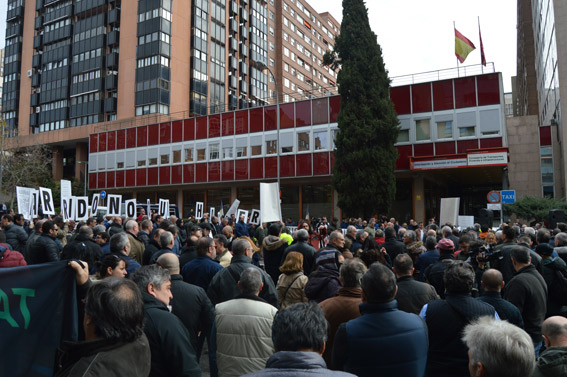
[487,203,502,211]
[225,199,240,218]
[210,207,215,219]
[237,209,249,224]
[159,199,170,218]
[90,194,100,216]
[260,183,281,223]
[195,202,204,220]
[30,190,39,219]
[147,199,151,215]
[439,197,460,227]
[16,187,33,220]
[125,199,137,218]
[60,179,72,214]
[457,215,475,228]
[75,196,89,221]
[249,209,261,225]
[107,194,122,216]
[39,187,56,215]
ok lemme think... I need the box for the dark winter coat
[305,267,341,303]
[541,256,567,316]
[28,233,60,264]
[242,351,355,377]
[395,275,439,315]
[282,241,316,275]
[4,223,28,252]
[477,291,524,328]
[142,292,201,377]
[533,346,567,377]
[262,235,289,284]
[181,255,223,292]
[61,234,103,273]
[142,239,161,265]
[378,237,406,261]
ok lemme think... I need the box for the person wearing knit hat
[423,237,456,298]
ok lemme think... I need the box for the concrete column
[412,175,426,223]
[75,142,88,181]
[177,189,183,212]
[52,146,64,181]
[230,186,237,203]
[333,189,340,220]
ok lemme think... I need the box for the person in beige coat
[277,252,308,309]
[125,219,145,264]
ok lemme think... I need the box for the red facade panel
[183,118,195,140]
[235,110,249,134]
[457,139,480,153]
[148,124,159,146]
[137,126,147,147]
[125,169,136,187]
[390,86,411,115]
[89,134,98,153]
[329,96,341,123]
[435,141,456,156]
[250,158,264,179]
[313,152,330,175]
[296,154,312,176]
[250,108,263,133]
[209,115,220,138]
[330,153,335,170]
[159,166,171,185]
[147,167,157,186]
[196,116,208,139]
[171,165,183,184]
[477,74,500,106]
[116,130,126,149]
[196,163,207,182]
[280,155,295,177]
[126,128,136,148]
[235,160,248,180]
[160,122,172,144]
[265,106,277,131]
[106,171,115,188]
[88,173,97,189]
[115,170,125,187]
[296,100,311,127]
[413,143,434,157]
[396,145,413,170]
[479,137,503,149]
[280,103,295,129]
[97,173,106,189]
[222,161,235,181]
[312,98,328,125]
[411,83,432,113]
[138,168,149,186]
[265,157,277,178]
[208,162,220,181]
[454,77,476,108]
[107,131,116,151]
[433,80,454,110]
[183,164,195,183]
[222,113,234,136]
[172,121,183,142]
[98,132,107,152]
[540,126,552,146]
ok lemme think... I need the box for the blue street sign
[501,190,516,204]
[100,191,107,200]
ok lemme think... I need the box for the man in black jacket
[282,229,316,275]
[504,245,548,352]
[378,226,405,261]
[393,253,439,315]
[131,265,201,377]
[28,220,60,264]
[142,228,164,265]
[477,269,524,328]
[2,214,28,252]
[61,226,103,273]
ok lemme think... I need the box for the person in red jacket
[0,242,27,267]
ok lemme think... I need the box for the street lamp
[256,61,280,200]
[77,160,88,196]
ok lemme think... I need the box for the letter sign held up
[159,199,169,218]
[125,199,137,219]
[91,194,100,217]
[107,195,122,217]
[249,209,261,225]
[210,207,215,219]
[76,197,89,221]
[39,187,55,215]
[195,202,204,220]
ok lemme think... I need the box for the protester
[276,251,308,309]
[533,316,567,376]
[393,253,439,315]
[95,254,128,279]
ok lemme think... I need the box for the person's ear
[107,266,113,276]
[318,341,326,356]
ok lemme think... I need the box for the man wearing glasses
[28,220,60,264]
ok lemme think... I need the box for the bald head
[542,316,567,348]
[156,253,180,275]
[481,269,504,292]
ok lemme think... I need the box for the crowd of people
[1,208,567,376]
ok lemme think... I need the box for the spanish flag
[455,28,476,63]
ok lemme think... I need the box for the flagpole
[454,21,460,77]
[478,17,484,74]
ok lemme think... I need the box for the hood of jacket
[536,346,567,376]
[263,235,287,251]
[543,256,567,270]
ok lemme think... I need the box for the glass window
[197,144,206,161]
[397,130,409,143]
[314,130,327,150]
[125,151,136,169]
[148,148,158,166]
[223,147,233,159]
[209,144,219,160]
[137,150,147,167]
[415,119,430,141]
[266,140,277,155]
[251,136,262,156]
[459,126,475,137]
[160,147,170,164]
[172,146,182,164]
[281,132,293,153]
[116,152,124,169]
[298,131,310,151]
[436,121,453,139]
[184,147,193,162]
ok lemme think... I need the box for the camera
[470,243,501,263]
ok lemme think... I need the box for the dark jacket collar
[396,275,415,283]
[359,300,398,314]
[230,254,252,264]
[481,291,502,299]
[142,292,169,311]
[266,351,326,370]
[338,287,362,297]
[170,274,183,281]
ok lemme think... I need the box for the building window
[223,147,233,159]
[148,149,158,166]
[184,147,194,162]
[197,147,206,161]
[314,130,327,150]
[459,126,475,137]
[266,140,277,155]
[298,131,310,151]
[415,119,430,141]
[436,121,453,139]
[209,144,219,160]
[397,130,410,143]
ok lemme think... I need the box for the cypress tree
[325,0,399,218]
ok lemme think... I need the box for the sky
[0,0,516,91]
[307,0,517,91]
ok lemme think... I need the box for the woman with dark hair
[360,248,392,269]
[96,254,128,279]
[277,252,308,309]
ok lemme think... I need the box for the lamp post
[257,61,280,200]
[77,160,88,196]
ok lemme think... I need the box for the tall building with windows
[2,0,341,182]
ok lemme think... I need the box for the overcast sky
[0,0,516,91]
[307,0,517,92]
